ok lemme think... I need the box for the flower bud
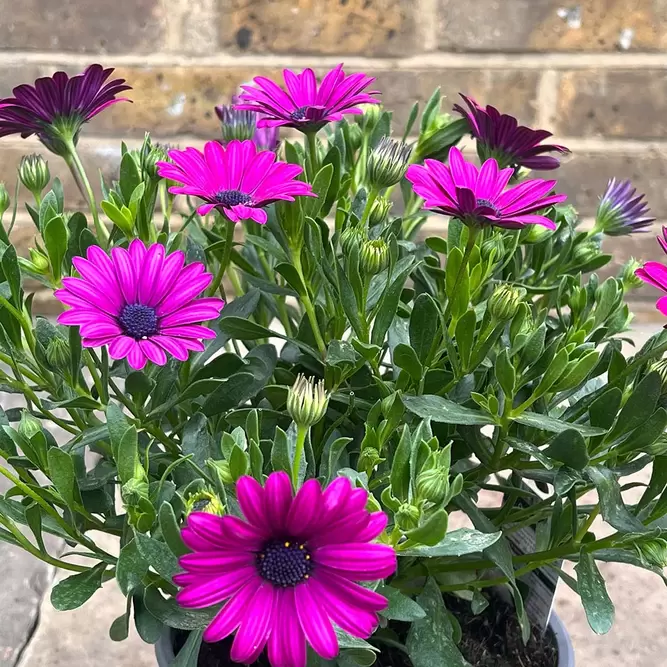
[360,239,390,275]
[480,234,505,262]
[572,240,599,266]
[0,183,9,216]
[29,248,50,274]
[46,336,70,371]
[367,137,412,189]
[488,284,524,321]
[215,105,257,143]
[209,459,234,485]
[369,196,392,227]
[356,103,382,129]
[19,154,50,197]
[287,374,330,428]
[340,226,366,256]
[358,447,383,475]
[186,489,225,516]
[416,467,450,505]
[523,224,554,244]
[396,503,421,531]
[619,258,644,291]
[18,410,41,440]
[636,538,667,569]
[414,115,468,162]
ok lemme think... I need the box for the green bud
[286,374,330,428]
[367,137,412,189]
[636,538,667,569]
[360,239,390,276]
[416,467,450,505]
[46,336,70,371]
[29,248,50,274]
[414,115,468,162]
[348,124,364,153]
[619,258,644,291]
[356,103,382,129]
[209,459,234,485]
[122,477,150,503]
[488,284,524,321]
[186,489,225,516]
[358,446,384,475]
[18,410,41,440]
[481,234,505,261]
[396,503,421,531]
[523,224,554,244]
[19,154,50,197]
[340,226,367,256]
[369,196,392,227]
[572,240,600,266]
[0,183,9,216]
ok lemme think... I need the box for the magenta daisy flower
[54,240,224,370]
[156,140,314,224]
[406,146,567,230]
[175,472,396,666]
[635,262,667,317]
[594,178,655,236]
[235,64,380,133]
[0,65,130,156]
[453,94,569,171]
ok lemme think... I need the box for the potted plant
[0,62,665,667]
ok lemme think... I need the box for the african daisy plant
[0,63,666,667]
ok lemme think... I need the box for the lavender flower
[594,179,655,236]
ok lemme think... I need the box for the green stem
[291,248,327,357]
[443,226,478,322]
[305,132,319,179]
[208,215,235,299]
[575,505,600,543]
[360,186,379,227]
[291,424,309,489]
[64,141,109,247]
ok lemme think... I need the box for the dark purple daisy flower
[0,65,131,155]
[453,94,569,171]
[235,64,379,133]
[594,178,655,236]
[658,227,667,255]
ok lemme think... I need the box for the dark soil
[172,593,558,667]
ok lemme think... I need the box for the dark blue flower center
[118,304,159,340]
[476,198,500,215]
[214,190,253,207]
[257,539,313,587]
[290,106,309,121]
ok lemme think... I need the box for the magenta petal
[187,512,234,549]
[315,568,389,612]
[151,334,190,361]
[108,335,135,360]
[657,295,667,316]
[295,582,338,660]
[181,526,218,552]
[313,543,397,580]
[286,479,324,538]
[236,476,271,534]
[173,572,199,587]
[203,578,261,643]
[138,339,167,366]
[230,582,275,664]
[220,515,266,549]
[263,471,293,532]
[176,567,255,608]
[269,588,306,667]
[179,551,254,574]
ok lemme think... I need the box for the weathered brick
[554,70,667,138]
[166,0,219,54]
[438,0,667,52]
[218,0,416,55]
[534,149,667,217]
[0,0,166,53]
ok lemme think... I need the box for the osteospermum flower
[175,472,396,666]
[594,178,655,236]
[0,65,130,156]
[406,146,567,230]
[215,95,279,151]
[235,64,379,133]
[156,140,314,224]
[453,94,569,171]
[635,262,667,316]
[54,240,224,370]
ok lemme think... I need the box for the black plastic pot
[155,611,575,667]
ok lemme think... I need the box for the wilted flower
[360,239,390,275]
[286,374,330,428]
[0,183,8,216]
[0,65,131,155]
[367,137,412,189]
[369,196,392,227]
[489,284,524,321]
[157,140,314,224]
[185,489,224,517]
[453,94,569,170]
[176,473,395,663]
[18,154,50,197]
[54,240,225,370]
[594,179,654,236]
[618,258,644,291]
[406,147,566,230]
[236,64,379,133]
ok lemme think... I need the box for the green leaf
[109,607,130,642]
[494,349,515,399]
[134,531,180,580]
[133,593,164,644]
[1,244,21,305]
[390,426,412,502]
[455,309,476,371]
[589,388,622,429]
[402,395,493,426]
[143,586,217,630]
[275,262,307,297]
[119,151,142,203]
[406,577,471,667]
[336,260,364,338]
[47,447,82,509]
[106,402,130,459]
[181,413,213,468]
[159,503,188,558]
[575,551,615,635]
[172,630,203,667]
[372,261,415,347]
[25,503,45,552]
[513,411,605,436]
[399,528,502,557]
[229,444,249,480]
[393,343,423,383]
[445,246,469,318]
[117,538,149,596]
[410,293,439,364]
[217,316,274,341]
[544,429,589,470]
[552,350,599,393]
[202,372,260,416]
[303,164,333,219]
[320,436,352,484]
[69,325,82,381]
[377,585,426,621]
[320,146,341,216]
[405,509,448,546]
[116,426,140,485]
[42,214,68,282]
[326,339,357,368]
[51,564,106,611]
[606,372,662,443]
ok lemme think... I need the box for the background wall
[0,0,665,318]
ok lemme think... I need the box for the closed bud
[186,489,225,516]
[210,459,234,485]
[416,467,450,505]
[488,284,524,321]
[29,248,50,274]
[287,374,330,428]
[572,240,599,266]
[481,234,505,261]
[396,503,421,531]
[358,447,383,475]
[347,124,364,153]
[356,103,382,129]
[636,538,667,569]
[46,336,70,371]
[0,183,9,216]
[523,224,554,244]
[140,141,169,181]
[367,137,412,189]
[19,154,50,196]
[619,258,644,291]
[18,410,41,440]
[340,226,367,256]
[360,239,390,275]
[369,196,392,227]
[215,105,257,143]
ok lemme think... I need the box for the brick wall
[1,0,666,320]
